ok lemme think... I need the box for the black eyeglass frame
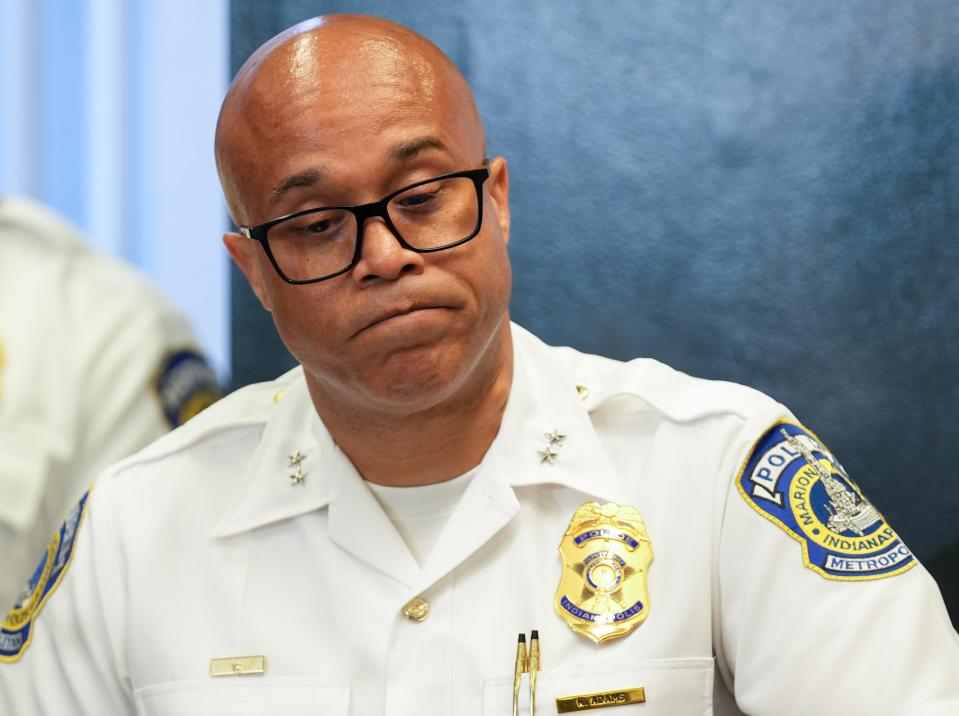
[240,165,491,284]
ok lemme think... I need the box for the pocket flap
[483,657,713,715]
[135,677,350,716]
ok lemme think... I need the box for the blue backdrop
[228,1,959,624]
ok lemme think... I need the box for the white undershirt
[365,468,477,566]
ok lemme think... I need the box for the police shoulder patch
[155,349,221,427]
[737,421,915,581]
[1,491,90,662]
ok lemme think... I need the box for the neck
[307,325,514,487]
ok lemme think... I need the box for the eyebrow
[267,136,450,208]
[269,167,326,208]
[388,135,449,161]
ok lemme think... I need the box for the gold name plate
[556,687,646,712]
[209,655,266,677]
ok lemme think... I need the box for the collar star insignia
[288,450,305,467]
[289,468,306,486]
[545,430,567,446]
[539,446,559,465]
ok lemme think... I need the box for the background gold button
[403,596,430,622]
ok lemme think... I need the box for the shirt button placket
[385,580,452,716]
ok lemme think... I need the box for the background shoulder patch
[736,421,915,581]
[155,349,221,427]
[1,491,90,662]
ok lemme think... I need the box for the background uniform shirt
[0,197,220,608]
[0,324,956,714]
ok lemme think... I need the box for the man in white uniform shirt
[1,15,957,715]
[0,198,221,609]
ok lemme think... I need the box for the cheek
[477,231,513,312]
[265,285,343,366]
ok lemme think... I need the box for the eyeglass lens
[266,175,480,282]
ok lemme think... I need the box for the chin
[370,314,510,408]
[300,312,510,417]
[363,345,469,412]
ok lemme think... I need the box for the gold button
[272,389,285,404]
[575,384,589,401]
[403,596,430,622]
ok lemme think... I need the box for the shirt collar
[480,324,626,503]
[211,375,335,537]
[211,324,627,539]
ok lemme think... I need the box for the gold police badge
[554,502,653,643]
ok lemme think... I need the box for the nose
[351,218,426,284]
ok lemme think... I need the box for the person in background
[0,197,221,608]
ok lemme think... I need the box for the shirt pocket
[482,657,713,715]
[134,676,350,716]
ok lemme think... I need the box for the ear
[487,156,511,245]
[223,232,272,311]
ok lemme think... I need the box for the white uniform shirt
[367,470,475,566]
[0,197,220,608]
[1,324,956,715]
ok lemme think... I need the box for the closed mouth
[354,304,446,337]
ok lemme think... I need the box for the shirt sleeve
[0,244,221,610]
[713,410,959,715]
[0,486,135,714]
[0,215,218,610]
[67,251,221,475]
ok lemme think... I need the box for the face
[220,25,512,418]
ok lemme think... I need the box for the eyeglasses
[240,165,490,284]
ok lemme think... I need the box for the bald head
[215,14,486,225]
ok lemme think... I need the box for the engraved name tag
[209,655,266,677]
[556,686,646,712]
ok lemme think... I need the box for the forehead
[222,29,479,217]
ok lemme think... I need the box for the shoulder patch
[736,421,915,581]
[1,491,90,662]
[155,349,221,427]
